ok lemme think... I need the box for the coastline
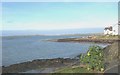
[2,58,79,73]
[2,35,119,73]
[48,37,119,44]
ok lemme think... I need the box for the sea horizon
[2,28,103,36]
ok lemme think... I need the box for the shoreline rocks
[2,58,79,73]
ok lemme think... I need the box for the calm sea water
[2,35,107,66]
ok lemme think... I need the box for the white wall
[104,29,113,35]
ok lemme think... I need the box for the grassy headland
[49,35,120,44]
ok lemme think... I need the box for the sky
[2,2,118,30]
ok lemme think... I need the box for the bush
[80,46,105,72]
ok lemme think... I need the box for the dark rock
[2,58,78,73]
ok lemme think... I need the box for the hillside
[103,41,120,73]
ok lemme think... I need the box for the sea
[2,30,107,66]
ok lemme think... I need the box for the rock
[2,58,78,73]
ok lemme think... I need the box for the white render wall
[104,29,113,35]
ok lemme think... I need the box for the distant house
[104,21,120,35]
[104,26,113,35]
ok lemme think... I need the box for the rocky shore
[2,58,79,73]
[2,36,120,74]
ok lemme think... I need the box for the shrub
[80,46,105,72]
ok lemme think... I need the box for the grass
[55,66,93,73]
[95,35,119,40]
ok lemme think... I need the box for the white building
[104,21,120,35]
[104,26,113,35]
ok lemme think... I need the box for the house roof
[104,26,112,31]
